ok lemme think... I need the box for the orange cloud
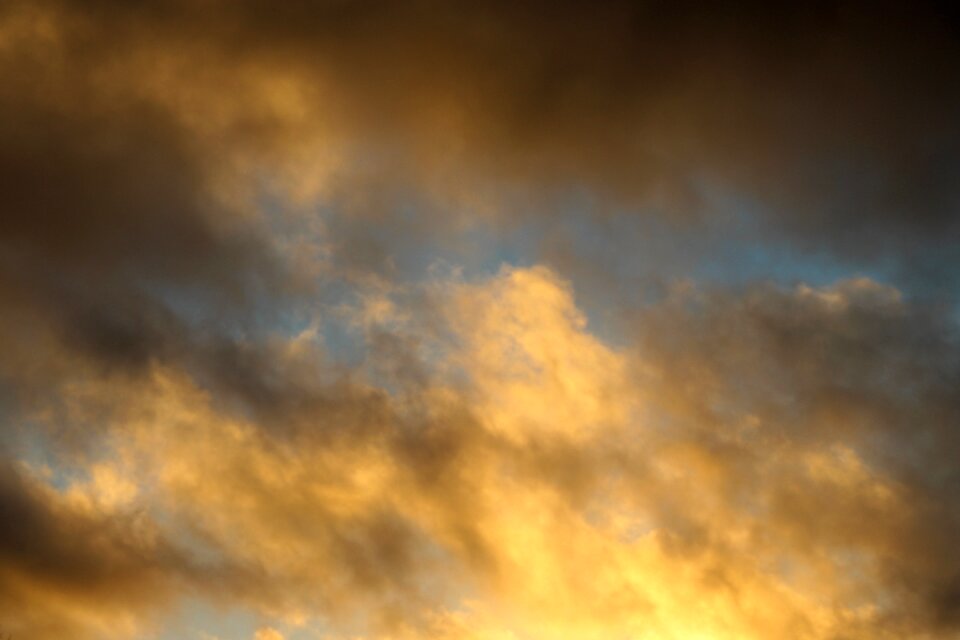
[3,267,956,638]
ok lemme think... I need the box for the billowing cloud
[2,264,958,639]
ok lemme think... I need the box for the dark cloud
[0,7,302,427]
[3,0,956,273]
[32,0,960,259]
[0,461,179,639]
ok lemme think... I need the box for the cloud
[253,628,284,640]
[0,461,185,639]
[630,276,960,636]
[4,0,958,277]
[0,265,956,638]
[0,2,958,638]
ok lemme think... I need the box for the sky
[1,1,960,639]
